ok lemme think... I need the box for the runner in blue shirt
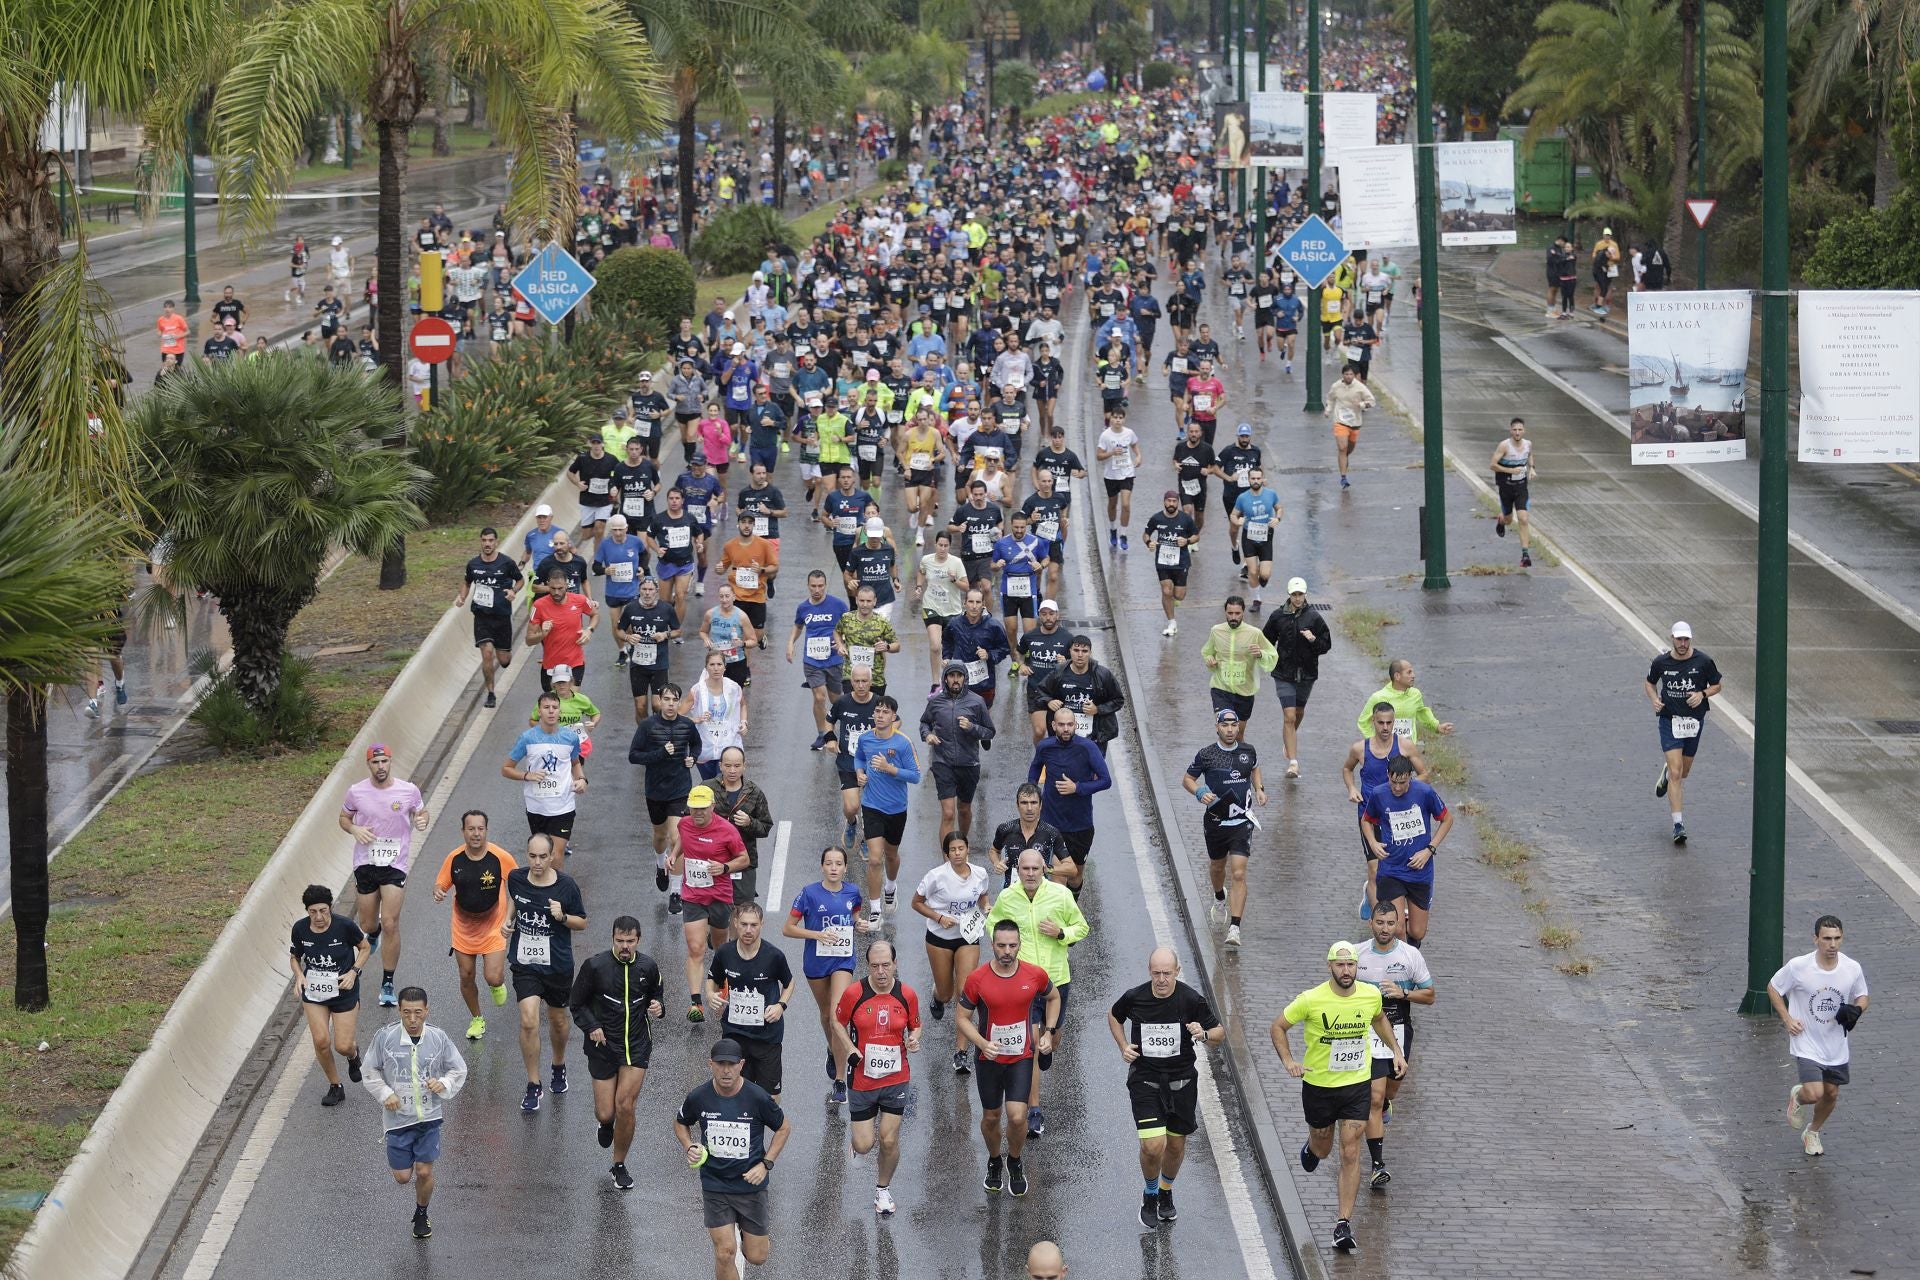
[786,571,848,750]
[591,516,648,622]
[1229,473,1285,609]
[853,696,922,922]
[1360,757,1451,947]
[991,511,1050,658]
[781,846,870,1103]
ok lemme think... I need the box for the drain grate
[1420,601,1510,616]
[1875,719,1920,736]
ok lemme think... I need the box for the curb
[8,470,573,1280]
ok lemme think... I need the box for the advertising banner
[1248,91,1307,165]
[1628,291,1751,464]
[1435,141,1516,245]
[1213,101,1251,170]
[1323,92,1379,156]
[1797,291,1920,463]
[1334,145,1416,249]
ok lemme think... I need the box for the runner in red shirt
[526,567,596,692]
[1185,362,1227,448]
[834,938,921,1217]
[958,918,1059,1199]
[673,787,747,1020]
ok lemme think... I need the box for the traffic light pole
[1740,0,1788,1016]
[1302,0,1323,414]
[1254,0,1267,272]
[1414,0,1448,589]
[1696,19,1709,288]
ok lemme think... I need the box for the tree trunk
[376,116,411,590]
[0,128,62,323]
[773,104,789,210]
[983,35,998,140]
[1664,0,1696,258]
[1873,119,1899,208]
[219,586,314,712]
[7,686,52,1010]
[465,78,481,127]
[678,92,700,254]
[920,104,933,159]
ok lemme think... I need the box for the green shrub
[1714,180,1864,281]
[1803,188,1920,290]
[877,158,907,181]
[1142,61,1181,91]
[691,204,792,274]
[593,247,695,338]
[191,655,329,753]
[412,391,552,518]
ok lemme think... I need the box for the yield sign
[1685,198,1717,229]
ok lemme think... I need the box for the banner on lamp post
[1628,291,1752,464]
[1435,141,1516,245]
[1322,92,1378,156]
[1248,91,1307,165]
[1797,291,1920,463]
[1333,145,1416,250]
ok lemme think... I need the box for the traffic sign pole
[511,243,598,327]
[1414,0,1450,591]
[1303,0,1324,415]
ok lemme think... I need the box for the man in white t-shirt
[1769,914,1869,1157]
[1095,411,1142,552]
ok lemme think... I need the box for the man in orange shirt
[156,299,189,358]
[432,810,518,1040]
[718,512,779,640]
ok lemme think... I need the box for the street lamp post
[1740,0,1789,1016]
[1414,0,1449,589]
[1302,0,1324,414]
[1696,16,1708,288]
[1235,0,1247,216]
[182,109,200,305]
[1254,0,1267,274]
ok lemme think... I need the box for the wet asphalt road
[160,339,1289,1278]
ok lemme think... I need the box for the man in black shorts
[1183,708,1266,947]
[673,1037,791,1276]
[1261,576,1332,779]
[1108,947,1223,1228]
[628,687,699,912]
[504,834,586,1115]
[703,902,795,1099]
[949,479,1005,594]
[1143,489,1199,638]
[569,916,664,1190]
[616,576,681,722]
[457,526,523,709]
[920,660,995,842]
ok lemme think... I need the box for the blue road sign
[511,243,597,325]
[1278,216,1347,290]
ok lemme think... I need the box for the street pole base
[1421,572,1452,591]
[1737,988,1773,1017]
[1303,398,1324,414]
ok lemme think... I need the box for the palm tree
[770,0,897,208]
[1790,0,1920,205]
[133,357,429,712]
[864,33,969,157]
[994,60,1041,135]
[161,0,664,586]
[925,0,1018,134]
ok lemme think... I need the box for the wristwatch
[760,1157,776,1170]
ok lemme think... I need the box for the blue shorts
[1373,872,1433,911]
[386,1119,443,1170]
[1657,714,1706,757]
[658,559,696,580]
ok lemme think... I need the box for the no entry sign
[409,317,457,364]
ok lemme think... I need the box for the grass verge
[1337,605,1399,658]
[1423,737,1469,787]
[1538,924,1580,950]
[0,493,529,1265]
[1457,563,1516,577]
[701,179,889,306]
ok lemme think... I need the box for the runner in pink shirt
[338,743,430,1006]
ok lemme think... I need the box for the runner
[1096,410,1142,552]
[921,660,995,842]
[783,846,875,1105]
[569,916,665,1190]
[1261,577,1332,778]
[674,1038,792,1279]
[711,745,773,938]
[959,919,1059,1198]
[687,648,748,778]
[615,575,680,721]
[1355,899,1434,1189]
[988,848,1090,1138]
[361,987,467,1239]
[1771,914,1869,1157]
[456,526,523,708]
[834,585,900,694]
[502,689,586,869]
[1344,702,1431,922]
[1646,621,1722,845]
[1274,281,1303,375]
[1353,658,1455,752]
[673,785,750,1019]
[1021,465,1072,602]
[628,680,699,912]
[1228,468,1282,607]
[990,782,1069,892]
[915,529,971,672]
[1270,940,1407,1254]
[853,694,922,921]
[992,510,1049,658]
[1172,419,1216,536]
[1017,600,1074,709]
[338,744,429,1007]
[502,834,586,1115]
[1202,595,1278,727]
[704,902,796,1099]
[719,512,779,638]
[568,433,619,553]
[1184,359,1227,447]
[1144,488,1199,637]
[912,831,993,1072]
[1490,417,1535,568]
[1324,365,1376,490]
[1108,947,1223,1227]
[290,884,368,1106]
[1026,705,1112,891]
[431,811,516,1040]
[526,567,597,694]
[645,487,706,622]
[1183,707,1267,946]
[592,514,648,631]
[1359,755,1451,946]
[835,939,923,1216]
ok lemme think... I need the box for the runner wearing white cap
[1645,621,1723,845]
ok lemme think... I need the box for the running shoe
[983,1156,1004,1194]
[929,998,945,1021]
[115,684,127,706]
[1673,823,1688,846]
[875,1185,897,1216]
[688,999,705,1023]
[1208,898,1226,929]
[611,1162,635,1190]
[1332,1218,1356,1252]
[1162,619,1178,636]
[1521,551,1533,567]
[1119,534,1129,551]
[1250,596,1262,613]
[1109,529,1118,551]
[1370,1163,1392,1190]
[1495,518,1506,538]
[1802,1127,1824,1156]
[668,892,682,916]
[490,983,509,1007]
[380,979,397,1007]
[597,1120,614,1148]
[1007,1157,1030,1197]
[695,581,705,596]
[1156,1187,1177,1221]
[86,698,100,718]
[953,1050,972,1075]
[1285,759,1300,779]
[550,1063,568,1094]
[1656,763,1669,797]
[1340,475,1351,490]
[655,865,669,892]
[483,692,497,709]
[843,818,858,850]
[1027,1107,1046,1138]
[522,1082,542,1113]
[1359,892,1373,922]
[831,1080,848,1106]
[883,885,897,909]
[321,1083,346,1107]
[1787,1085,1805,1131]
[1299,1142,1320,1173]
[466,1015,487,1040]
[346,1054,362,1083]
[412,1207,432,1239]
[1139,1195,1159,1229]
[811,731,832,751]
[1230,545,1241,566]
[1226,924,1242,948]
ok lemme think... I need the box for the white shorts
[579,504,613,527]
[800,463,822,480]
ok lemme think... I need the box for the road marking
[180,1034,312,1279]
[762,820,793,920]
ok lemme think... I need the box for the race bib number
[1607,265,1620,278]
[608,561,634,583]
[516,931,551,967]
[862,1042,903,1077]
[1140,1022,1181,1059]
[690,506,710,526]
[533,766,569,800]
[818,925,854,958]
[859,443,878,461]
[666,526,691,549]
[734,566,760,591]
[1328,1036,1367,1073]
[684,859,716,889]
[1006,575,1032,598]
[304,969,340,1001]
[836,516,858,536]
[1045,285,1060,299]
[1074,711,1094,738]
[1256,294,1274,308]
[956,907,986,944]
[965,659,989,685]
[588,477,610,494]
[1232,468,1251,486]
[1171,357,1189,374]
[368,838,403,868]
[990,1021,1028,1057]
[470,583,495,609]
[1244,520,1270,541]
[1181,478,1201,496]
[1157,541,1183,567]
[887,410,904,425]
[752,516,770,537]
[705,1119,752,1160]
[1193,394,1213,412]
[848,644,876,669]
[805,635,831,661]
[633,642,659,667]
[970,532,992,554]
[623,496,647,518]
[1387,807,1426,845]
[1368,1021,1407,1060]
[909,452,932,472]
[728,988,766,1026]
[1669,716,1700,740]
[1367,289,1383,304]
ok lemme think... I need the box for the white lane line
[763,820,793,920]
[179,1036,312,1279]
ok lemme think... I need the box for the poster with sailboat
[1628,291,1751,464]
[1434,141,1516,245]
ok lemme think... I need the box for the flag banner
[1334,145,1416,250]
[1213,101,1251,171]
[1797,291,1920,464]
[1249,91,1307,165]
[1435,141,1516,245]
[1628,291,1751,464]
[1323,92,1379,156]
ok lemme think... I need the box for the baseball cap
[586,432,603,444]
[365,743,391,761]
[550,664,574,683]
[1237,423,1253,437]
[709,1038,746,1063]
[1287,577,1308,595]
[1215,707,1240,723]
[612,406,628,418]
[1163,488,1179,501]
[1039,599,1059,612]
[687,785,715,807]
[731,341,746,355]
[1326,940,1359,962]
[1671,621,1693,639]
[533,503,554,517]
[331,235,342,245]
[865,516,885,535]
[866,368,881,381]
[638,370,654,380]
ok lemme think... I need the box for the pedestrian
[1324,366,1376,489]
[289,884,368,1107]
[1490,417,1535,568]
[1108,947,1223,1227]
[1590,227,1620,314]
[674,1037,793,1277]
[1261,576,1332,778]
[338,744,430,1007]
[570,915,665,1189]
[1646,620,1722,845]
[1771,914,1869,1157]
[360,987,468,1239]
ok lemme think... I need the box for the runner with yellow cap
[1270,939,1407,1254]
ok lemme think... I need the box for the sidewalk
[1090,285,1920,1275]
